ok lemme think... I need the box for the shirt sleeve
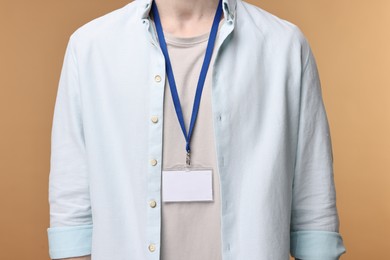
[47,35,93,260]
[290,29,347,260]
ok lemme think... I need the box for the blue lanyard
[151,0,223,166]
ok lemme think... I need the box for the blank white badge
[162,169,213,202]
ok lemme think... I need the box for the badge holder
[162,159,214,203]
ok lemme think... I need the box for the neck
[153,0,222,37]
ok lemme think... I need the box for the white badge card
[162,166,213,202]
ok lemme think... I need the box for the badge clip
[186,150,191,167]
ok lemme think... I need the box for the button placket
[145,50,166,259]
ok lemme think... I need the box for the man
[47,0,347,259]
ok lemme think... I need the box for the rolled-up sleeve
[290,30,347,260]
[47,34,93,260]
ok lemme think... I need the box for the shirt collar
[136,0,237,24]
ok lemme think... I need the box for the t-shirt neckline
[150,18,224,47]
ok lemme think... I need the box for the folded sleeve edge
[290,230,347,260]
[47,224,93,259]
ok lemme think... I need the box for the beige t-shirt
[157,19,223,260]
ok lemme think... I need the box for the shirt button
[149,200,157,208]
[151,115,158,123]
[148,243,156,252]
[150,159,157,166]
[154,75,162,83]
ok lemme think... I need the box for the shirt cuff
[290,230,346,260]
[47,224,93,259]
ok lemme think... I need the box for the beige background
[0,0,389,259]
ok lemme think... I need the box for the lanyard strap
[151,0,223,166]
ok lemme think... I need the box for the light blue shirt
[46,0,347,259]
